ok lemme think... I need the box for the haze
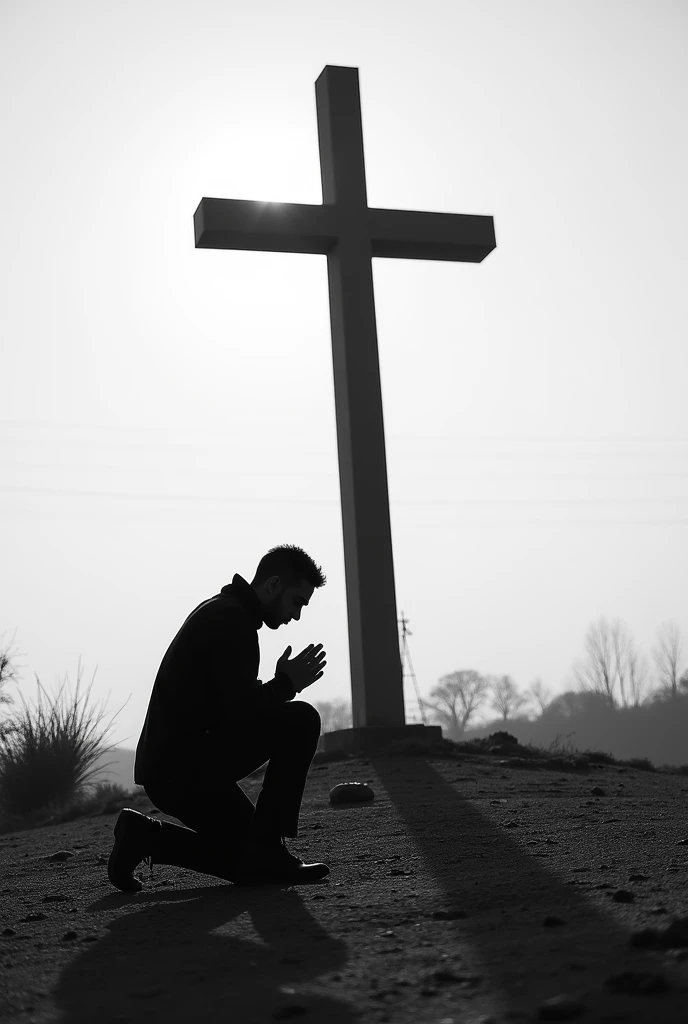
[1,0,686,748]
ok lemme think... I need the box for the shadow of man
[53,884,352,1024]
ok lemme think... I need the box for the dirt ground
[1,751,688,1024]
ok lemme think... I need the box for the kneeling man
[108,544,329,890]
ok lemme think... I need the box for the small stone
[628,874,650,881]
[19,913,47,922]
[2,927,17,936]
[431,908,467,920]
[674,838,688,846]
[46,851,74,862]
[61,931,78,941]
[611,889,635,902]
[605,971,668,994]
[538,994,586,1019]
[543,915,565,927]
[42,893,68,902]
[329,782,374,805]
[590,786,605,796]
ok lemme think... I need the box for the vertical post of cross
[316,66,405,730]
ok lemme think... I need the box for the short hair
[252,544,327,591]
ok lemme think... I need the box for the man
[107,544,329,890]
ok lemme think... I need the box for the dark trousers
[142,701,321,881]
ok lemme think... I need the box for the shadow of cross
[367,755,688,1021]
[194,64,496,732]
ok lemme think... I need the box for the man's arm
[198,606,296,719]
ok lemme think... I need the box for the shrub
[0,664,120,819]
[488,731,519,747]
[625,757,656,772]
[583,748,617,765]
[54,782,138,822]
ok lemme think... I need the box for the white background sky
[1,0,687,749]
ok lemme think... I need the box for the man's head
[250,544,326,630]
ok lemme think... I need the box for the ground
[1,751,688,1023]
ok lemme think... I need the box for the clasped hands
[275,643,327,693]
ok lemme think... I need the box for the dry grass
[0,662,124,828]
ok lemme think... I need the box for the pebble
[590,786,605,796]
[45,851,74,862]
[611,889,635,902]
[329,782,374,805]
[543,915,565,927]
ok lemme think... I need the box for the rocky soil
[1,751,688,1023]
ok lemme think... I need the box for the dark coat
[134,574,295,786]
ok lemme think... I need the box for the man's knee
[287,699,321,735]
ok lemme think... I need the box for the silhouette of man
[107,544,329,890]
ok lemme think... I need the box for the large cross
[194,65,495,732]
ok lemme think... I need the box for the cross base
[318,724,444,757]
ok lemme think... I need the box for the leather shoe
[107,807,161,892]
[231,836,330,885]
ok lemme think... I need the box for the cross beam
[194,65,495,731]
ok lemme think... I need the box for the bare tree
[489,675,527,721]
[573,618,622,707]
[653,622,684,699]
[626,644,652,707]
[526,677,552,716]
[424,670,490,738]
[610,621,630,707]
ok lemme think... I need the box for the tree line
[313,618,688,765]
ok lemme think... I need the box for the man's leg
[244,701,322,841]
[143,777,260,879]
[109,701,322,889]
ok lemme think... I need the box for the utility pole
[399,611,428,726]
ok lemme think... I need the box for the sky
[1,0,687,749]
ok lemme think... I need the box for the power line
[2,484,688,505]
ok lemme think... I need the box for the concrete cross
[194,65,495,736]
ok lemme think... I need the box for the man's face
[262,576,314,630]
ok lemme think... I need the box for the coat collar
[220,573,264,629]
